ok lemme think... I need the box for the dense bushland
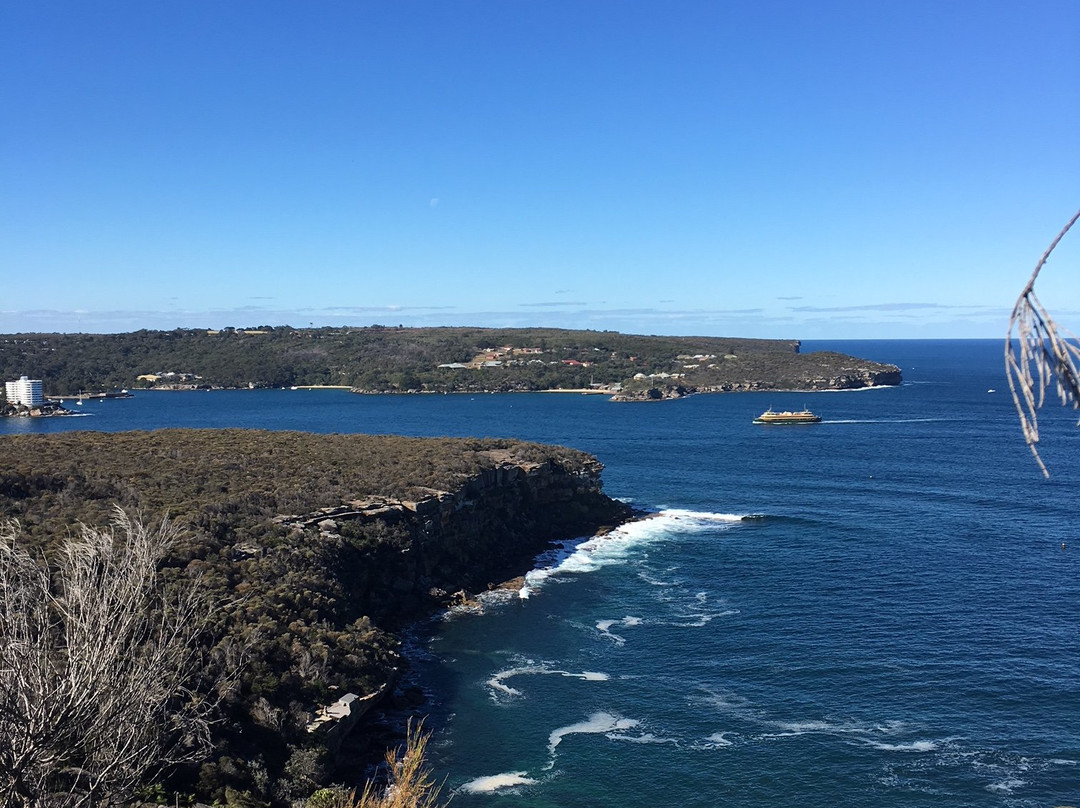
[0,429,625,805]
[0,325,897,396]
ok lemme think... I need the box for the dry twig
[306,719,445,808]
[0,508,225,808]
[1005,209,1080,476]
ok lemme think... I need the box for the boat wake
[822,418,952,424]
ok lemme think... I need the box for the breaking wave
[486,660,610,699]
[458,772,538,794]
[519,508,752,598]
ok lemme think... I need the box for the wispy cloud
[0,300,1032,339]
[293,305,460,314]
[790,302,964,313]
[519,301,591,308]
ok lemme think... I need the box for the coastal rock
[610,360,902,401]
[276,455,631,621]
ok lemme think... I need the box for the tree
[0,508,226,807]
[1006,209,1080,476]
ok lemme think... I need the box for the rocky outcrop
[610,385,692,402]
[260,448,636,775]
[611,361,902,401]
[275,450,633,622]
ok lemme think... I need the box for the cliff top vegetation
[0,428,620,806]
[0,429,594,549]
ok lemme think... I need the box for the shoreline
[70,380,900,399]
[538,387,616,395]
[355,507,647,782]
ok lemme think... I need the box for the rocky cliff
[611,355,902,401]
[273,447,631,621]
[0,430,632,804]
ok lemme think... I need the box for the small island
[1,399,73,418]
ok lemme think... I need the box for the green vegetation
[0,429,627,806]
[0,326,899,396]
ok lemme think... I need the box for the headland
[0,428,634,806]
[0,326,901,400]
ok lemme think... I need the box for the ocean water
[4,339,1079,806]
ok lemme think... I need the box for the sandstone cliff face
[276,450,631,623]
[265,449,634,784]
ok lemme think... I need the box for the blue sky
[2,1,1077,338]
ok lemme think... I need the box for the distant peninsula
[0,326,901,399]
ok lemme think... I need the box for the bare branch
[1005,209,1080,477]
[0,507,229,808]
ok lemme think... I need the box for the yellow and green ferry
[753,408,822,425]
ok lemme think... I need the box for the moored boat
[753,408,821,425]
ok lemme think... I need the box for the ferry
[753,408,821,425]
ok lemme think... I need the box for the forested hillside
[0,326,899,397]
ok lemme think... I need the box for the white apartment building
[5,376,44,407]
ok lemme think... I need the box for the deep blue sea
[5,339,1079,806]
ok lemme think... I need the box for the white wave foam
[813,383,902,393]
[522,509,749,596]
[696,688,760,723]
[659,508,746,522]
[486,663,610,699]
[986,777,1025,795]
[459,772,537,793]
[867,740,938,752]
[596,616,643,645]
[608,732,678,745]
[704,732,735,748]
[762,716,949,757]
[487,667,528,697]
[547,712,640,757]
[761,718,890,740]
[638,569,676,587]
[872,719,913,736]
[661,607,738,628]
[775,720,858,734]
[469,588,520,609]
